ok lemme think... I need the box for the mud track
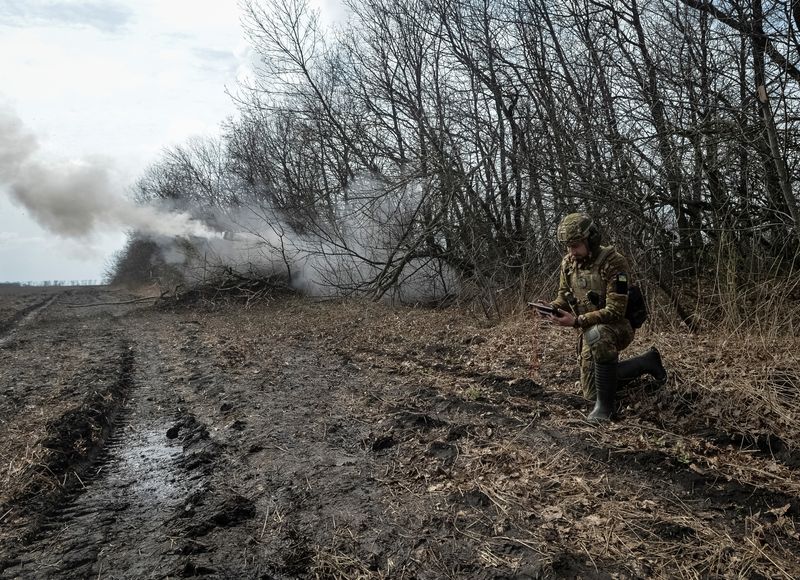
[0,287,798,579]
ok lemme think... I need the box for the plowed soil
[0,286,798,579]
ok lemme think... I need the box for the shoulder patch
[614,272,629,295]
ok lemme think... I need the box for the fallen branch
[60,295,164,308]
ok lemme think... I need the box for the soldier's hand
[550,309,576,327]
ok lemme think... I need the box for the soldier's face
[567,240,589,259]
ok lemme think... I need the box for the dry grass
[292,295,800,454]
[281,297,800,577]
[0,327,125,546]
[0,428,51,505]
[2,288,799,578]
[311,538,388,580]
[651,329,800,449]
[408,426,800,578]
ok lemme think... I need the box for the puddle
[113,422,184,504]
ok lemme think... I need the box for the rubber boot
[587,361,617,422]
[617,346,667,385]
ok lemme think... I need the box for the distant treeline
[111,0,800,328]
[0,281,100,288]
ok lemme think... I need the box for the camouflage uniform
[547,213,666,422]
[550,245,634,398]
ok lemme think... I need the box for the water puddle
[112,421,184,504]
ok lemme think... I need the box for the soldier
[532,213,667,422]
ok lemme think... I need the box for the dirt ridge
[0,294,58,345]
[0,339,134,573]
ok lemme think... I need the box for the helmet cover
[557,213,594,244]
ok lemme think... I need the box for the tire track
[1,326,191,579]
[0,294,58,348]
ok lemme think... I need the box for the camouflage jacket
[550,245,630,329]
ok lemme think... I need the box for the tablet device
[528,302,560,316]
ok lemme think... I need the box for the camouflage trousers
[578,320,635,399]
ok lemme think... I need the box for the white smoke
[0,106,456,301]
[0,106,220,240]
[165,178,459,303]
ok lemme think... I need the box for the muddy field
[0,285,798,579]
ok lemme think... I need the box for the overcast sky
[0,0,342,283]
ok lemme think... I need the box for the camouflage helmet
[557,212,602,251]
[557,213,594,244]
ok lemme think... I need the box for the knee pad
[583,325,619,364]
[584,325,602,346]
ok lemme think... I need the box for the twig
[745,537,794,579]
[260,509,269,539]
[60,296,161,307]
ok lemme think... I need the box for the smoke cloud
[166,179,459,303]
[0,106,219,240]
[1,106,457,302]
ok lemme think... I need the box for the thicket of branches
[118,0,800,328]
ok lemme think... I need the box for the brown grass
[293,296,800,576]
[2,288,798,577]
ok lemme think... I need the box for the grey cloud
[194,47,237,63]
[192,47,239,74]
[0,0,133,33]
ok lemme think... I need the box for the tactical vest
[565,246,615,315]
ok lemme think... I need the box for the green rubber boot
[588,361,617,422]
[618,346,667,385]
